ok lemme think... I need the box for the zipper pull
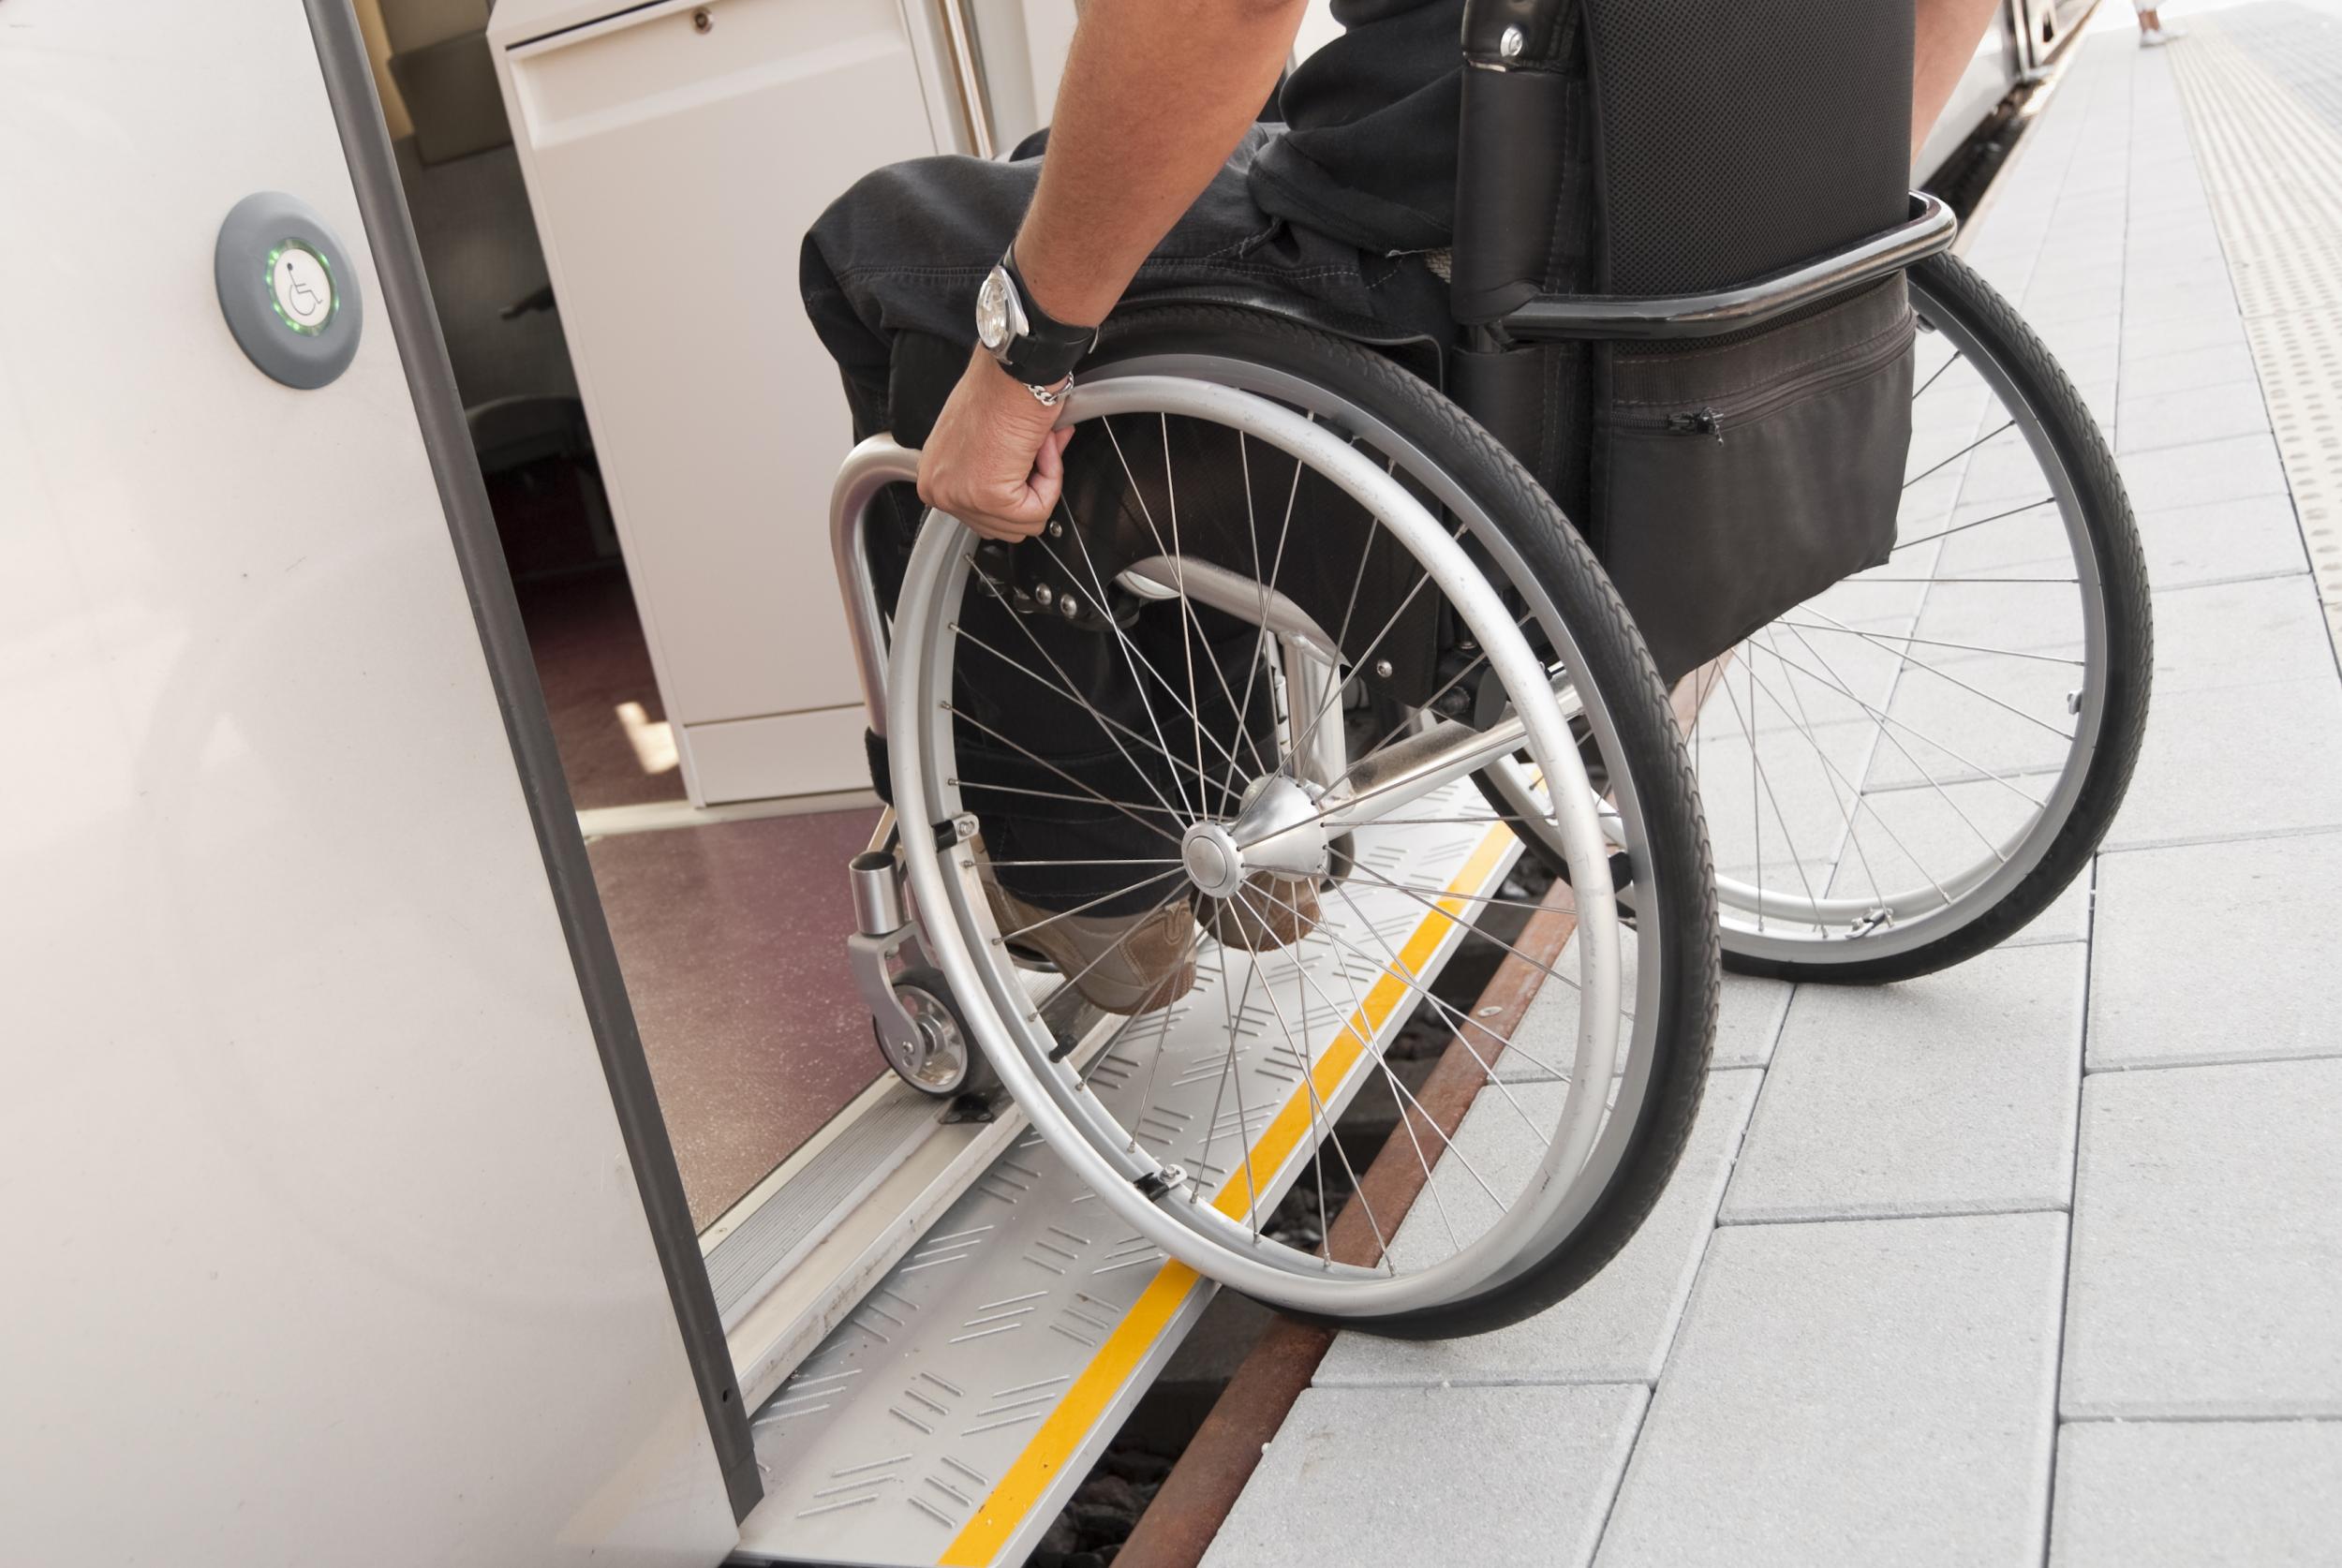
[1666,407,1725,441]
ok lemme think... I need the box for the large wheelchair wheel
[1494,254,2151,984]
[888,305,1716,1337]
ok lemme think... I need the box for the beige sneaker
[1199,872,1322,953]
[980,863,1198,1016]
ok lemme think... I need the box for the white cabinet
[490,0,976,803]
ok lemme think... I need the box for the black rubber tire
[1085,303,1720,1339]
[1716,253,2153,984]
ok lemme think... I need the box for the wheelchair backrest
[1580,0,1915,294]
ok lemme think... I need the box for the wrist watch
[976,245,1098,406]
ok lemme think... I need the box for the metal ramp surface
[734,785,1520,1566]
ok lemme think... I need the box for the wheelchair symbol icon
[270,246,334,332]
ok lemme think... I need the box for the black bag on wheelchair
[1449,0,1920,685]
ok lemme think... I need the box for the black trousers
[798,126,1449,457]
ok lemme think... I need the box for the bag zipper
[1623,317,1913,442]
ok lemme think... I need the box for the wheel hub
[1180,822,1245,898]
[1181,776,1332,895]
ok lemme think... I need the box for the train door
[0,1,749,1560]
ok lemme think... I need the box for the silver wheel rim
[888,371,1671,1317]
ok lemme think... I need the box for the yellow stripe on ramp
[939,820,1515,1566]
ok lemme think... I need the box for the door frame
[304,0,761,1521]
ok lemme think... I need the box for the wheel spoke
[1248,877,1582,1118]
[1286,525,1460,776]
[946,777,1191,822]
[1043,880,1198,1001]
[1904,416,2016,491]
[1229,430,1304,785]
[991,867,1190,945]
[951,603,1212,820]
[1911,345,1965,403]
[1773,616,2083,666]
[1771,622,2009,871]
[1104,415,1280,785]
[1720,658,1825,932]
[1796,608,2078,740]
[1216,919,1402,1260]
[1749,624,1886,910]
[1041,502,1231,802]
[939,703,1193,843]
[1889,495,2059,555]
[1242,889,1510,1216]
[1204,935,1265,1239]
[1744,635,2049,813]
[1732,644,1960,911]
[986,856,1184,869]
[1309,875,1574,1082]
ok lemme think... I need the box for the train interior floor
[517,564,882,1228]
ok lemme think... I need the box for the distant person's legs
[2135,3,2184,45]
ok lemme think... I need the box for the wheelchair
[823,1,2151,1339]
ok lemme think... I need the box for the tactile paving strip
[733,784,1521,1566]
[2169,16,2342,652]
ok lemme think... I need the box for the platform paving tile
[1592,1212,2067,1568]
[2048,1420,2342,1568]
[1720,942,2084,1223]
[1200,1383,1647,1568]
[2040,313,2125,363]
[2113,429,2289,512]
[2116,378,2273,453]
[2122,312,2252,362]
[2116,338,2261,401]
[2105,673,2342,850]
[2124,275,2245,329]
[2130,494,2309,588]
[2089,831,2342,1071]
[1710,975,1794,1070]
[2063,1058,2342,1419]
[2147,572,2335,696]
[1316,1071,1759,1389]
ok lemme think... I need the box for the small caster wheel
[874,966,996,1100]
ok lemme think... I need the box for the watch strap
[997,246,1097,387]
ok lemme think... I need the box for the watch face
[976,267,1012,351]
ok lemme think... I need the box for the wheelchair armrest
[1500,192,1957,343]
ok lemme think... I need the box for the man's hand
[914,0,1300,542]
[917,348,1076,542]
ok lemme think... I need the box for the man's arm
[916,0,1308,541]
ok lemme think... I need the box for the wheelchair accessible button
[215,191,363,390]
